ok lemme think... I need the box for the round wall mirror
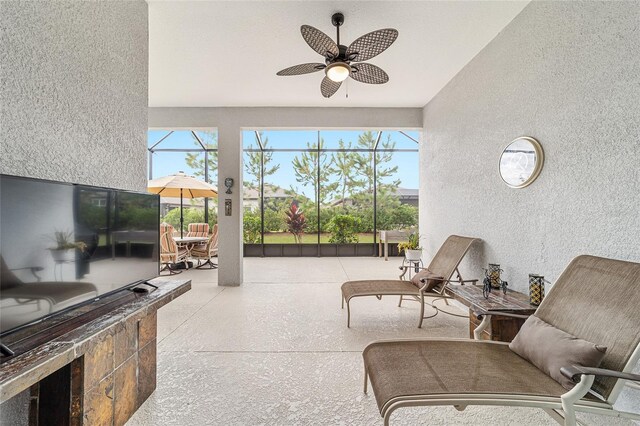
[499,137,544,188]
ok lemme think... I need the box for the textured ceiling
[149,1,528,107]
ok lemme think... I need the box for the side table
[447,284,535,342]
[378,230,409,261]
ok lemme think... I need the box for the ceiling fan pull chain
[346,78,349,98]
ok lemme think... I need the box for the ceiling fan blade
[320,77,342,98]
[350,63,389,84]
[301,25,339,58]
[346,28,398,62]
[277,63,326,76]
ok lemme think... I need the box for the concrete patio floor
[126,257,634,425]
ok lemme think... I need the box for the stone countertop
[0,278,190,403]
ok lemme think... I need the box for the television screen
[0,175,159,335]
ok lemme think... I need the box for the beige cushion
[509,315,607,390]
[410,269,444,292]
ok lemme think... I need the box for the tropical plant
[185,130,218,182]
[331,139,363,208]
[50,230,87,251]
[291,139,338,204]
[284,203,307,244]
[326,214,361,244]
[397,233,421,253]
[244,134,280,190]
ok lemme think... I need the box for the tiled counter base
[0,278,190,426]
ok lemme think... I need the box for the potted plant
[397,233,422,261]
[49,231,86,262]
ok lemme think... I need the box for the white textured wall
[421,1,640,290]
[149,107,422,286]
[0,1,149,191]
[0,1,148,423]
[420,1,640,414]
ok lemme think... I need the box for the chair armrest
[560,366,640,384]
[11,266,44,281]
[476,311,532,321]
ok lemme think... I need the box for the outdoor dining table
[174,236,208,252]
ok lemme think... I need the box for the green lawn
[252,232,375,244]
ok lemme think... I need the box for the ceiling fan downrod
[331,12,344,47]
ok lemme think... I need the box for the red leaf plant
[285,202,307,244]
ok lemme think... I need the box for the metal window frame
[148,130,219,225]
[148,129,420,257]
[241,130,419,256]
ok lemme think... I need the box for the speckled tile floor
[126,258,635,426]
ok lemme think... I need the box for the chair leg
[346,299,351,328]
[384,410,392,426]
[418,293,425,328]
[363,365,368,394]
[341,295,344,309]
[398,295,403,307]
[161,263,182,275]
[195,259,217,269]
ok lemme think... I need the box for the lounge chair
[362,255,640,425]
[159,231,189,274]
[191,224,218,269]
[1,256,98,330]
[341,235,480,328]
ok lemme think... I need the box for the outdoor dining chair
[191,224,218,269]
[159,230,189,274]
[186,223,209,238]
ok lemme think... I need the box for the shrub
[243,212,261,243]
[326,214,361,244]
[162,207,218,232]
[284,203,306,244]
[263,207,283,232]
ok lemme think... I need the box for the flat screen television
[0,174,159,336]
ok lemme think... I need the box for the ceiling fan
[276,13,398,98]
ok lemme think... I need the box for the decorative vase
[404,249,422,261]
[529,274,545,306]
[50,249,75,263]
[487,263,503,289]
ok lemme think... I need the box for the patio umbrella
[147,171,218,238]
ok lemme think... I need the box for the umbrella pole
[180,188,184,238]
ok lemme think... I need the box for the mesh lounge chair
[341,235,480,328]
[1,256,98,310]
[160,231,189,274]
[362,255,640,425]
[191,224,218,269]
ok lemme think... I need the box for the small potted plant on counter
[397,232,422,261]
[49,230,87,262]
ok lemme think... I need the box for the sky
[148,129,420,201]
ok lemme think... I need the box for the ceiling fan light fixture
[325,62,350,82]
